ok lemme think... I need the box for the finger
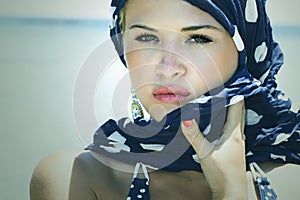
[181,119,204,146]
[223,100,245,139]
[181,120,214,159]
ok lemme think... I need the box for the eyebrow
[129,24,221,32]
[129,24,158,32]
[181,25,221,32]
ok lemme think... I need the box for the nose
[155,50,186,80]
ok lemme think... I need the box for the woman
[31,0,300,199]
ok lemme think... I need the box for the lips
[153,86,190,103]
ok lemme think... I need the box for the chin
[147,103,178,121]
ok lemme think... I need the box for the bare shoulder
[30,150,115,200]
[68,151,133,200]
[30,150,82,200]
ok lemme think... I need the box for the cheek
[184,51,225,90]
[126,50,154,67]
[213,47,238,82]
[187,47,238,89]
[126,51,157,91]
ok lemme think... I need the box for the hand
[181,101,247,200]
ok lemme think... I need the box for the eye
[135,33,159,44]
[186,34,213,44]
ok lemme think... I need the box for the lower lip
[154,94,189,103]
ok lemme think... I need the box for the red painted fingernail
[182,120,193,127]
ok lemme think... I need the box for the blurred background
[0,0,299,199]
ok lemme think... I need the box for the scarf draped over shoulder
[86,0,300,171]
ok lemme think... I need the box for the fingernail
[182,120,193,128]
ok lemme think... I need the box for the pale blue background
[0,15,299,200]
[0,18,108,200]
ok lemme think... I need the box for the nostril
[155,65,186,80]
[156,52,186,79]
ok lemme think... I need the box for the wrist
[212,190,247,200]
[211,176,248,200]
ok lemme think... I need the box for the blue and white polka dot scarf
[87,0,300,187]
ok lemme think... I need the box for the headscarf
[86,0,300,171]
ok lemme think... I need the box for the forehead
[124,0,223,31]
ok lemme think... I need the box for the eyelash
[186,34,213,45]
[134,33,213,45]
[135,33,159,43]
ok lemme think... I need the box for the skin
[71,0,245,199]
[32,0,246,199]
[181,101,247,199]
[44,0,245,199]
[62,103,249,200]
[30,0,297,199]
[122,1,247,198]
[123,0,238,122]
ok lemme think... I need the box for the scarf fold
[86,0,300,171]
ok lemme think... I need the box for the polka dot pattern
[202,124,211,136]
[232,26,245,52]
[101,0,300,175]
[126,178,150,200]
[86,0,300,199]
[255,42,268,63]
[245,0,258,23]
[228,95,244,106]
[103,0,300,174]
[246,109,263,126]
[272,133,291,145]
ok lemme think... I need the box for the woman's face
[123,0,238,121]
